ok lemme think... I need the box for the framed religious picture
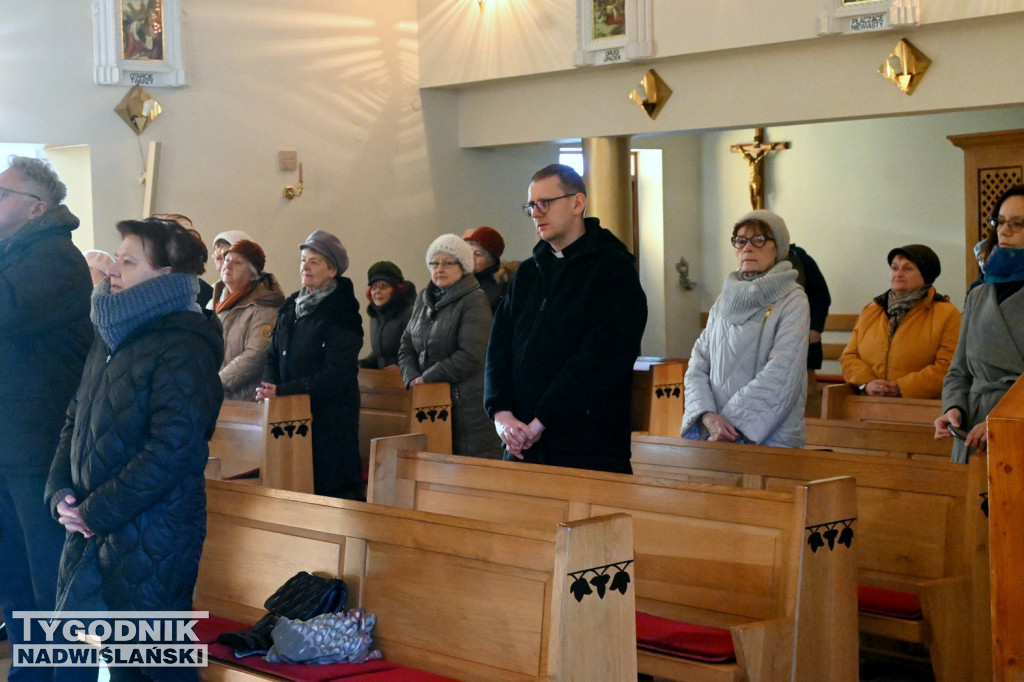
[816,0,919,35]
[574,0,653,67]
[92,0,187,87]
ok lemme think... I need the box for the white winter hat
[733,209,790,261]
[212,230,252,247]
[425,233,474,274]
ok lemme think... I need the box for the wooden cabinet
[948,129,1024,287]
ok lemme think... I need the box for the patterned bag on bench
[217,571,347,657]
[265,608,382,665]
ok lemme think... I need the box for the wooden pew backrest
[369,434,859,682]
[198,480,637,681]
[821,383,942,426]
[632,358,686,438]
[630,433,990,682]
[805,417,951,462]
[209,395,313,493]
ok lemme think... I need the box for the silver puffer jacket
[682,261,810,447]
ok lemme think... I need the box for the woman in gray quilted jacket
[399,234,502,458]
[681,210,810,447]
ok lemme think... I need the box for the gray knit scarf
[716,261,800,325]
[91,273,200,352]
[294,278,337,319]
[886,286,929,338]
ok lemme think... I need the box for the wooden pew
[197,480,637,681]
[630,434,990,682]
[358,368,453,468]
[369,434,859,682]
[632,357,686,438]
[804,417,952,462]
[209,395,314,493]
[820,383,942,426]
[986,375,1024,681]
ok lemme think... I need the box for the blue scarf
[984,248,1024,284]
[91,273,200,352]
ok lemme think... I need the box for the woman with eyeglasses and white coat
[681,210,810,448]
[935,185,1024,462]
[399,234,502,459]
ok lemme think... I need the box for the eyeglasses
[0,186,42,202]
[369,282,394,291]
[522,193,577,217]
[428,260,460,270]
[988,217,1024,233]
[731,234,775,249]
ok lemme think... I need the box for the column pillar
[582,136,634,253]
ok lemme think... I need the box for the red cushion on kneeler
[635,612,736,663]
[857,585,923,620]
[339,670,455,681]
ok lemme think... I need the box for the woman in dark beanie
[258,230,364,499]
[937,185,1024,461]
[462,226,511,312]
[46,218,224,682]
[400,234,501,459]
[358,261,416,369]
[841,244,961,399]
[214,239,285,400]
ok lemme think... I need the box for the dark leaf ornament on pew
[414,404,451,424]
[653,383,683,400]
[805,517,856,553]
[567,560,634,603]
[269,419,311,440]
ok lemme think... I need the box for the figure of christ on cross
[730,128,790,210]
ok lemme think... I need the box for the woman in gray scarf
[681,210,810,447]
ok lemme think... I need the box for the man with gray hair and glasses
[0,156,92,680]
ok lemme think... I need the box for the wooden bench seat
[368,434,859,682]
[209,395,314,493]
[630,434,990,682]
[197,480,637,681]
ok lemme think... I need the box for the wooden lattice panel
[978,167,1023,241]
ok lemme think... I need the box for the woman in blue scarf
[46,218,224,682]
[936,185,1024,462]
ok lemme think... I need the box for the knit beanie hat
[425,234,474,273]
[213,230,252,248]
[367,261,404,286]
[299,230,350,274]
[733,209,790,260]
[83,249,114,276]
[226,239,266,274]
[461,226,505,260]
[888,244,941,285]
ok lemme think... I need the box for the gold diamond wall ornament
[878,38,931,95]
[629,69,672,120]
[114,85,163,135]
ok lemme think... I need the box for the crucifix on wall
[730,128,790,210]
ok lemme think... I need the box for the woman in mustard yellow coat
[840,244,961,399]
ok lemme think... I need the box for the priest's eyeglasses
[730,234,775,249]
[988,217,1024,233]
[0,186,43,202]
[522,193,577,217]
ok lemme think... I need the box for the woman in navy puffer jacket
[46,218,223,681]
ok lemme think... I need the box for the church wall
[419,0,1024,89]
